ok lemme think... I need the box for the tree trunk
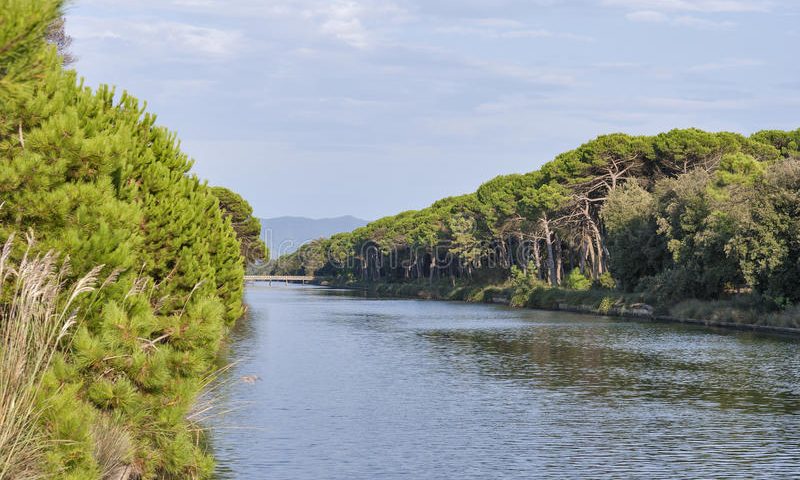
[579,240,587,276]
[541,216,557,286]
[586,235,597,279]
[591,224,605,276]
[554,233,563,286]
[429,251,435,285]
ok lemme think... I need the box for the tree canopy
[210,186,268,265]
[281,127,800,309]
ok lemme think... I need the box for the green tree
[728,159,800,303]
[448,214,483,278]
[0,1,246,475]
[601,183,668,291]
[210,186,268,265]
[653,170,743,299]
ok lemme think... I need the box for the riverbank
[315,278,800,337]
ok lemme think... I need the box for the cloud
[290,1,413,49]
[435,17,595,42]
[688,58,764,72]
[316,2,371,48]
[66,0,800,219]
[672,15,736,29]
[78,0,412,50]
[590,62,644,69]
[638,95,756,110]
[625,10,669,22]
[70,17,243,59]
[471,18,525,28]
[462,58,578,86]
[607,0,770,28]
[622,9,738,29]
[154,22,243,56]
[601,0,772,13]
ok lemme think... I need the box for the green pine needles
[1,0,251,477]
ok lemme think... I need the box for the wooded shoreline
[274,127,800,342]
[312,279,800,338]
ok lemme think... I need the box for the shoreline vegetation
[274,128,800,335]
[313,278,800,337]
[0,2,265,478]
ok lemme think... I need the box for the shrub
[564,268,592,291]
[598,297,615,314]
[596,273,617,290]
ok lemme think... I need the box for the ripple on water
[206,286,800,479]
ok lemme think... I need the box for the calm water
[208,285,800,479]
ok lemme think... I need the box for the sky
[65,0,800,220]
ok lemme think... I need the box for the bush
[636,267,696,307]
[596,273,617,290]
[598,297,615,314]
[564,268,592,291]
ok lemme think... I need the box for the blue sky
[66,0,799,220]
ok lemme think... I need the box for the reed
[0,234,101,479]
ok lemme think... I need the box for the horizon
[262,213,370,221]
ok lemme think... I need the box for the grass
[90,415,134,480]
[0,234,101,479]
[670,298,800,328]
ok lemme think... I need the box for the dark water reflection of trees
[420,326,800,414]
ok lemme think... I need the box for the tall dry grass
[90,415,134,480]
[0,234,101,479]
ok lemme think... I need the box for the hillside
[262,215,368,258]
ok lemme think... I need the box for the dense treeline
[1,1,257,477]
[280,127,800,316]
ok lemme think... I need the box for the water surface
[208,285,800,479]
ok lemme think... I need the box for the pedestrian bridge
[244,275,316,284]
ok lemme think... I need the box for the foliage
[601,183,668,291]
[210,186,267,265]
[280,125,798,323]
[596,273,616,290]
[0,2,247,476]
[564,268,592,291]
[598,297,615,314]
[46,16,75,66]
[727,159,800,303]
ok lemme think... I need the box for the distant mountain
[261,215,369,259]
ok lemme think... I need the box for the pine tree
[1,1,247,476]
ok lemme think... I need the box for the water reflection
[420,327,800,414]
[207,285,800,479]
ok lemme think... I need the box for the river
[207,284,800,479]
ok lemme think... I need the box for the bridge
[244,275,316,284]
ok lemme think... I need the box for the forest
[0,1,263,478]
[278,127,800,326]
